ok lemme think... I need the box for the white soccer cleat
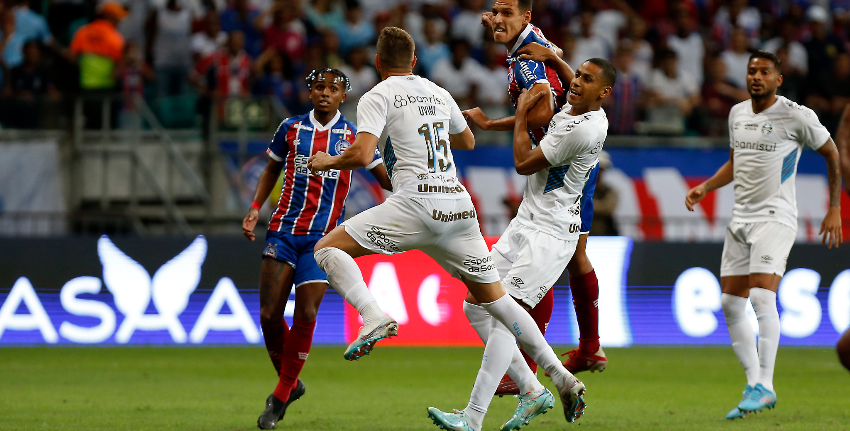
[552,373,587,423]
[343,316,398,361]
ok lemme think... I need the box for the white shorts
[720,221,796,277]
[491,219,577,308]
[342,194,500,284]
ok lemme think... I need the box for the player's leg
[838,327,850,372]
[562,235,606,373]
[259,234,299,374]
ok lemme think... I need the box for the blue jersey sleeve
[513,58,549,90]
[268,118,295,161]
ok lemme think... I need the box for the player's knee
[294,304,318,322]
[259,307,282,324]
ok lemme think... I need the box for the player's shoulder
[775,96,819,121]
[276,113,308,134]
[550,110,599,141]
[729,100,750,118]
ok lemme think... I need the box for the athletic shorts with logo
[492,218,577,308]
[720,221,795,277]
[263,231,329,287]
[342,192,500,284]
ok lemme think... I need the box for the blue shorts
[578,163,599,234]
[262,231,328,287]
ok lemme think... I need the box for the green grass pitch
[1,346,848,430]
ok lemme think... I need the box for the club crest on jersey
[733,121,741,130]
[761,122,773,135]
[334,139,350,154]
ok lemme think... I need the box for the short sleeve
[794,105,831,150]
[728,106,736,148]
[447,92,467,134]
[357,90,388,138]
[513,58,549,90]
[539,121,593,167]
[267,119,292,162]
[366,148,384,170]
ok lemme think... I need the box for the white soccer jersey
[728,96,831,229]
[356,75,466,194]
[516,105,608,240]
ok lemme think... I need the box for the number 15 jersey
[356,75,467,195]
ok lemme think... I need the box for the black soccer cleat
[256,379,306,429]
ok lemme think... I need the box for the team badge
[733,121,741,130]
[263,242,278,259]
[334,139,350,153]
[761,122,773,135]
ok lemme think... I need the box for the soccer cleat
[552,373,586,423]
[726,407,750,420]
[343,316,398,361]
[738,383,777,412]
[500,388,556,431]
[256,379,306,429]
[560,347,607,374]
[426,407,477,431]
[495,374,520,397]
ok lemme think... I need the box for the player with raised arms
[241,68,392,430]
[428,58,614,431]
[464,0,608,392]
[685,51,842,419]
[306,26,587,427]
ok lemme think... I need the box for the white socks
[722,293,759,387]
[464,318,514,430]
[314,247,384,323]
[750,288,779,391]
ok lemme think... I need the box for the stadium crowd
[0,0,848,138]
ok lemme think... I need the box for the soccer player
[431,59,614,431]
[685,51,843,419]
[242,68,391,430]
[307,26,586,426]
[837,105,850,372]
[464,0,607,386]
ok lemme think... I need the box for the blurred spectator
[118,0,152,53]
[620,17,653,83]
[221,0,264,58]
[429,38,483,108]
[762,17,809,75]
[253,48,307,114]
[262,1,308,64]
[2,40,58,128]
[451,0,487,50]
[147,0,193,97]
[572,9,611,63]
[668,5,705,86]
[805,5,846,80]
[588,0,632,52]
[114,42,154,127]
[0,9,27,81]
[304,0,345,32]
[605,45,648,135]
[417,17,450,77]
[338,46,377,119]
[646,49,700,134]
[713,0,761,49]
[808,52,850,132]
[10,0,53,48]
[70,1,127,91]
[776,44,806,102]
[192,11,228,62]
[701,55,748,135]
[590,150,619,236]
[192,30,252,97]
[336,0,375,56]
[473,41,509,145]
[720,28,752,89]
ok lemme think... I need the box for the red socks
[570,270,600,354]
[261,318,289,375]
[519,288,555,373]
[273,318,316,401]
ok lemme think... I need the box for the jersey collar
[509,24,534,57]
[309,109,340,131]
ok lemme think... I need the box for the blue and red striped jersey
[266,110,382,236]
[507,24,567,145]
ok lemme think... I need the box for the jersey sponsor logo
[743,123,759,130]
[590,142,603,154]
[569,223,581,233]
[518,60,538,84]
[366,226,401,253]
[294,153,340,179]
[418,105,436,116]
[295,124,314,131]
[393,94,447,108]
[761,122,773,135]
[431,209,476,222]
[417,184,464,194]
[331,128,352,135]
[464,254,495,274]
[732,141,776,152]
[334,139,350,154]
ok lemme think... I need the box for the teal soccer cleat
[725,407,749,420]
[500,388,556,431]
[343,316,398,361]
[427,407,477,431]
[738,383,777,412]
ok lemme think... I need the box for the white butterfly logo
[98,235,207,343]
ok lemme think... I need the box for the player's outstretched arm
[837,105,850,195]
[516,42,575,84]
[449,126,476,150]
[464,84,554,132]
[817,137,843,248]
[685,149,734,211]
[308,132,380,172]
[512,89,552,175]
[369,163,393,191]
[243,158,284,241]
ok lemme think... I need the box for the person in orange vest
[70,1,127,91]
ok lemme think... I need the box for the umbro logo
[512,277,524,286]
[761,255,773,262]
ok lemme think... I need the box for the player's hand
[516,42,556,63]
[242,208,259,241]
[481,12,493,28]
[685,183,708,211]
[307,151,332,174]
[462,107,491,130]
[515,88,544,115]
[820,206,843,248]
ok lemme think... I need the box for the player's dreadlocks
[305,68,351,92]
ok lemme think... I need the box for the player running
[306,26,586,426]
[241,68,391,430]
[430,59,614,431]
[464,0,607,389]
[685,51,842,420]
